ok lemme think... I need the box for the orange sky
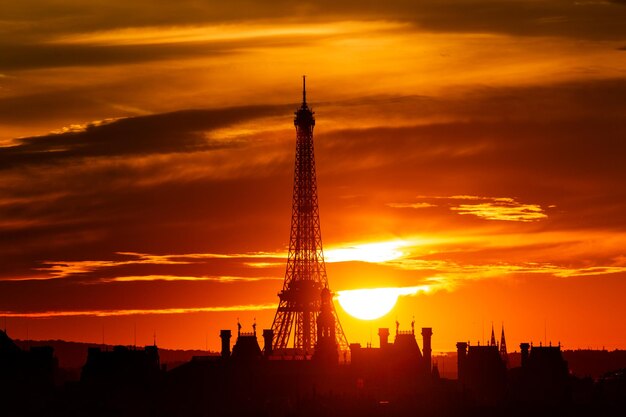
[1,0,626,352]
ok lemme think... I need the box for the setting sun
[337,288,399,320]
[336,285,431,320]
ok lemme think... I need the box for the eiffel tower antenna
[271,78,348,355]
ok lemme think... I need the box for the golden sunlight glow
[337,285,431,320]
[325,240,407,263]
[50,21,404,46]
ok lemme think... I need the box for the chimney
[520,343,530,368]
[456,342,468,383]
[262,329,273,357]
[220,330,232,359]
[378,328,390,348]
[421,327,433,373]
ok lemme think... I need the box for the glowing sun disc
[337,288,398,320]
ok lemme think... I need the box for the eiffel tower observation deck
[271,77,349,356]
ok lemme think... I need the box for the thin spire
[500,323,508,366]
[490,322,497,347]
[302,75,307,105]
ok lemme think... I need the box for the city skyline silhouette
[1,0,626,361]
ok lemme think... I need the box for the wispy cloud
[386,202,436,209]
[387,258,626,281]
[99,275,282,283]
[50,21,402,46]
[451,201,547,222]
[0,303,276,318]
[390,195,547,222]
[34,251,285,280]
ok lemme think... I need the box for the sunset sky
[1,0,626,352]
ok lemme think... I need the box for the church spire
[500,323,508,365]
[490,323,497,347]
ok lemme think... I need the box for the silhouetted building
[313,287,339,365]
[0,330,57,387]
[510,342,570,405]
[79,344,162,416]
[350,321,432,398]
[219,329,231,358]
[456,341,468,383]
[457,341,507,405]
[262,329,273,357]
[231,324,262,361]
[0,330,58,415]
[81,344,161,385]
[422,327,433,374]
[165,316,352,417]
[378,327,390,348]
[520,342,530,367]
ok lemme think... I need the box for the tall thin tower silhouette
[271,77,348,355]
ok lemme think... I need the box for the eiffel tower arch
[271,77,349,356]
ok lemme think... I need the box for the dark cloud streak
[0,105,289,169]
[3,0,625,43]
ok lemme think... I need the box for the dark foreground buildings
[0,329,57,415]
[1,314,626,416]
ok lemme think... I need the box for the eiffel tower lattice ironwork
[271,77,349,355]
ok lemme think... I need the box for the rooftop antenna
[302,75,307,105]
[544,319,547,346]
[153,330,157,347]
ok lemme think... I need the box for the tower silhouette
[500,324,508,365]
[271,77,348,355]
[490,323,497,347]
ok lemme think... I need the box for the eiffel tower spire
[271,78,348,355]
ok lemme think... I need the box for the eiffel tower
[271,77,348,355]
